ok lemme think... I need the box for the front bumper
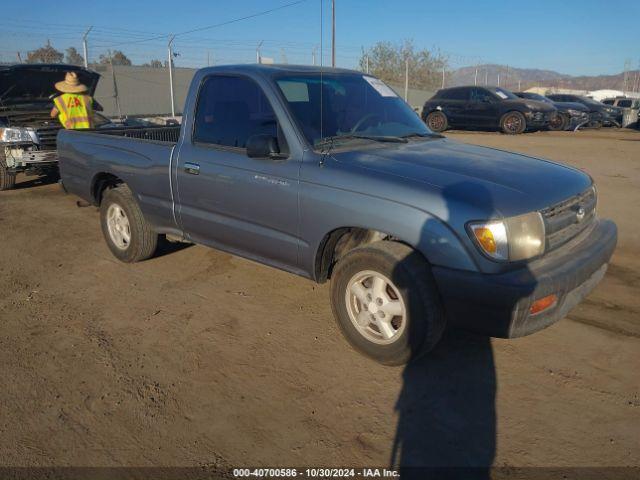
[568,113,590,130]
[525,111,554,129]
[432,218,617,338]
[2,145,58,170]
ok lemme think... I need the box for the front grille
[35,126,62,150]
[541,187,597,251]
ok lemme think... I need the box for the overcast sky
[1,0,638,75]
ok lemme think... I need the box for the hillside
[450,64,640,91]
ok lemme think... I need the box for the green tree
[359,40,448,90]
[65,47,84,66]
[142,59,163,68]
[99,50,132,66]
[26,40,63,64]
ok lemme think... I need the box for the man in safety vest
[50,71,94,129]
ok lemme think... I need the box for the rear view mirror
[246,134,286,160]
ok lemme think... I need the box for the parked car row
[421,85,625,134]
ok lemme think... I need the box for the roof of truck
[200,64,361,75]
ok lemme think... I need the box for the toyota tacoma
[57,65,617,365]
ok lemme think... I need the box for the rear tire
[500,111,526,134]
[330,241,445,365]
[548,113,568,131]
[0,153,16,191]
[100,184,158,263]
[425,111,449,133]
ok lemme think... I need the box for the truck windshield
[275,73,431,148]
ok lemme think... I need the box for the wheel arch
[313,219,477,283]
[91,172,125,205]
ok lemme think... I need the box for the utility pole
[623,59,631,93]
[256,40,264,64]
[485,70,488,85]
[497,73,500,87]
[168,35,176,118]
[518,79,521,90]
[441,65,445,88]
[365,55,369,74]
[331,0,336,67]
[108,50,122,119]
[312,46,317,66]
[404,58,409,101]
[82,26,92,69]
[474,66,478,86]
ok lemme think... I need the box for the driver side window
[470,88,492,102]
[193,75,279,149]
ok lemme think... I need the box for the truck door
[174,74,300,271]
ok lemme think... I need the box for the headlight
[0,127,32,143]
[567,109,584,116]
[469,211,545,261]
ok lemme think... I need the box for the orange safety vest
[53,93,94,129]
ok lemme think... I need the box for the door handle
[184,162,200,175]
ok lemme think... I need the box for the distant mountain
[450,64,640,92]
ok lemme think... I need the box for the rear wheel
[425,111,449,132]
[500,111,526,134]
[0,153,16,191]
[100,184,158,263]
[330,241,445,365]
[548,113,568,131]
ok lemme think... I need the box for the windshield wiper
[316,134,408,147]
[400,132,445,139]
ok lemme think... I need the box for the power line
[98,0,309,48]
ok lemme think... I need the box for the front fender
[299,181,478,279]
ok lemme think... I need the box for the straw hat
[55,71,88,93]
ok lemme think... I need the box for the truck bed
[57,126,182,234]
[96,125,181,144]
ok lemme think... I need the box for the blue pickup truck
[58,65,617,365]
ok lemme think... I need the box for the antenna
[320,0,324,143]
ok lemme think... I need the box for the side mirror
[482,96,493,103]
[246,134,286,160]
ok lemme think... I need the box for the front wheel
[548,113,568,131]
[100,184,158,263]
[500,111,526,134]
[330,241,445,365]
[425,111,449,132]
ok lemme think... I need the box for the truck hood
[0,64,99,106]
[335,138,592,217]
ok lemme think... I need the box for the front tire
[0,153,16,191]
[425,111,449,133]
[330,241,445,365]
[100,184,158,263]
[500,111,526,134]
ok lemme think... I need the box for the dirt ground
[0,128,638,473]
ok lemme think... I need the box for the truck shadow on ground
[153,235,194,258]
[390,330,495,479]
[14,173,60,190]
[389,181,537,478]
